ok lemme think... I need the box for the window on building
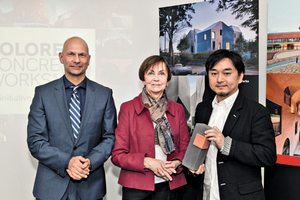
[267,45,273,51]
[195,35,197,42]
[226,42,230,50]
[213,41,215,50]
[274,44,282,50]
[268,37,300,43]
[284,87,291,106]
[282,138,290,155]
[204,34,206,40]
[220,30,222,36]
[218,42,221,50]
[212,31,215,39]
[234,33,236,38]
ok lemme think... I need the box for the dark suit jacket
[111,94,190,191]
[27,76,117,200]
[195,92,276,200]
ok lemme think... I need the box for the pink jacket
[111,94,190,191]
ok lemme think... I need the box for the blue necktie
[69,86,81,140]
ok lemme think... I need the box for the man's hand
[67,156,90,180]
[205,126,225,150]
[189,164,205,175]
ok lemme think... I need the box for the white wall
[0,0,268,199]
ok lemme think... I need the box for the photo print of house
[159,0,258,75]
[159,0,259,132]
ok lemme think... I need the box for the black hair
[205,49,245,75]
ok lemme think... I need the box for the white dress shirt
[203,90,239,200]
[153,122,168,184]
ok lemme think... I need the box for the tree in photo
[232,34,248,56]
[248,37,258,58]
[160,4,195,66]
[177,34,192,66]
[177,34,190,53]
[209,0,258,34]
[209,0,258,68]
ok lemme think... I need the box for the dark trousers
[122,181,182,200]
[36,180,103,200]
[181,167,203,200]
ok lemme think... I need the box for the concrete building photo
[186,21,242,53]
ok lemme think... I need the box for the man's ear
[238,72,244,84]
[59,52,63,64]
[87,55,91,66]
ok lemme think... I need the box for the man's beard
[216,92,228,97]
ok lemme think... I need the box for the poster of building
[266,0,300,166]
[159,0,259,132]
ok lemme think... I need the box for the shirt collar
[212,89,239,109]
[63,75,87,89]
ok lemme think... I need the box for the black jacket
[194,92,276,200]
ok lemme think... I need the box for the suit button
[73,147,77,150]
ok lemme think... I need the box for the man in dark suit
[27,37,117,200]
[192,49,276,200]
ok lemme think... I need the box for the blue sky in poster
[268,0,300,33]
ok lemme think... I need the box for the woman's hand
[144,157,173,181]
[164,159,182,174]
[189,164,205,175]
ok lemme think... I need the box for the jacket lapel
[76,78,95,143]
[222,93,244,137]
[203,100,213,124]
[196,99,213,125]
[54,77,74,142]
